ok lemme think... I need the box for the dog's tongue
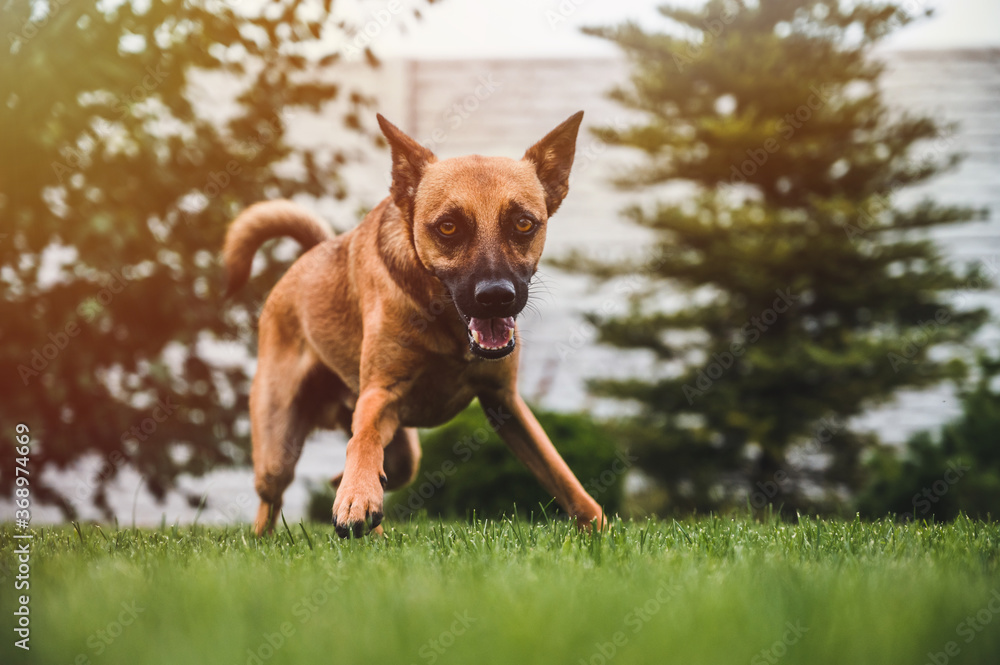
[468,316,515,349]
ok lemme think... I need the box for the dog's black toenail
[351,521,364,538]
[379,474,388,489]
[333,516,350,539]
[369,511,383,530]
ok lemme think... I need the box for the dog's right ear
[377,114,436,220]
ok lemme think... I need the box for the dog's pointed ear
[377,114,436,220]
[522,111,584,217]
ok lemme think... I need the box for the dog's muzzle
[448,276,524,360]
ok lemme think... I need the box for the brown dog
[223,111,604,537]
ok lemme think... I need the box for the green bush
[385,402,625,521]
[858,356,1000,521]
[305,480,336,525]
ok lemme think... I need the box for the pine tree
[562,1,991,515]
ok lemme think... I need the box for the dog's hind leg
[382,427,422,491]
[251,355,342,536]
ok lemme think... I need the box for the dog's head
[377,111,584,360]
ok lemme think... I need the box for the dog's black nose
[474,279,516,308]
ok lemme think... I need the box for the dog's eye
[514,218,535,234]
[437,220,458,237]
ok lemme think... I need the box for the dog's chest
[396,360,481,428]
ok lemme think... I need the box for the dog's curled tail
[223,199,333,297]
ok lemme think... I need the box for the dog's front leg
[332,383,403,538]
[480,390,606,530]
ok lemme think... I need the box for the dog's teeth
[469,322,515,351]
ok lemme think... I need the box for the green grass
[2,515,999,665]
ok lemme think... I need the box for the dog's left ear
[522,111,584,217]
[377,114,436,220]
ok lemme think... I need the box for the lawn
[2,515,999,665]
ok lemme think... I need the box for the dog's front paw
[577,509,608,532]
[332,470,387,538]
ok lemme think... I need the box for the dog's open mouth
[466,316,516,359]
